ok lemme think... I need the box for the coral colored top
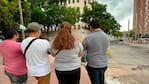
[0,40,27,75]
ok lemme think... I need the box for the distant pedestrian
[82,18,109,84]
[50,22,84,84]
[0,28,28,84]
[21,22,51,84]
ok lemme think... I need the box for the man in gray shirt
[82,18,109,84]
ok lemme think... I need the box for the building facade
[66,0,96,28]
[133,0,149,35]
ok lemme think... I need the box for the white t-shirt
[21,37,51,77]
[50,39,83,71]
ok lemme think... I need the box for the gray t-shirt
[50,39,83,71]
[83,30,109,68]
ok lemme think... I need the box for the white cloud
[119,15,133,31]
[97,0,134,31]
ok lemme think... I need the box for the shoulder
[75,38,81,44]
[74,39,82,46]
[15,42,21,46]
[86,33,94,38]
[84,34,91,41]
[37,39,49,42]
[36,39,50,44]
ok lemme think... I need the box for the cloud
[97,0,134,31]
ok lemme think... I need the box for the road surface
[106,41,149,84]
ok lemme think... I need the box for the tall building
[66,0,96,28]
[133,0,149,35]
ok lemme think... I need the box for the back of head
[52,28,75,50]
[89,18,100,29]
[2,28,17,39]
[60,21,72,33]
[26,22,42,33]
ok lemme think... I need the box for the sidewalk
[124,40,149,50]
[0,55,91,84]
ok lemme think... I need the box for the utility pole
[18,0,25,40]
[128,18,130,42]
[135,13,138,40]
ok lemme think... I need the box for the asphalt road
[106,41,149,84]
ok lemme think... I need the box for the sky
[97,0,134,31]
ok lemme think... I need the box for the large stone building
[66,0,96,28]
[133,0,149,35]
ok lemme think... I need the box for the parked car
[119,39,123,41]
[142,34,149,41]
[138,34,149,44]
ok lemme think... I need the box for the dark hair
[89,18,100,29]
[2,28,17,39]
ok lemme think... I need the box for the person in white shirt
[21,22,51,84]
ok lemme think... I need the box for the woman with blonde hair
[50,22,83,84]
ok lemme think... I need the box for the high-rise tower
[133,0,149,35]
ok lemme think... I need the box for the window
[77,0,79,3]
[84,0,86,5]
[88,0,90,4]
[73,0,75,3]
[68,0,70,4]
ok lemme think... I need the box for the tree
[31,7,45,24]
[60,6,80,25]
[21,1,31,26]
[81,2,121,34]
[112,31,123,39]
[44,4,80,32]
[0,0,81,33]
[0,0,31,31]
[0,0,19,30]
[129,30,135,37]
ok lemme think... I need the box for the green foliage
[0,0,80,31]
[81,2,121,34]
[44,4,61,26]
[60,6,80,25]
[0,0,31,30]
[43,4,80,26]
[0,0,19,30]
[112,31,123,37]
[31,7,45,24]
[129,30,135,37]
[22,2,31,26]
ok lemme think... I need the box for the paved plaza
[0,55,91,84]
